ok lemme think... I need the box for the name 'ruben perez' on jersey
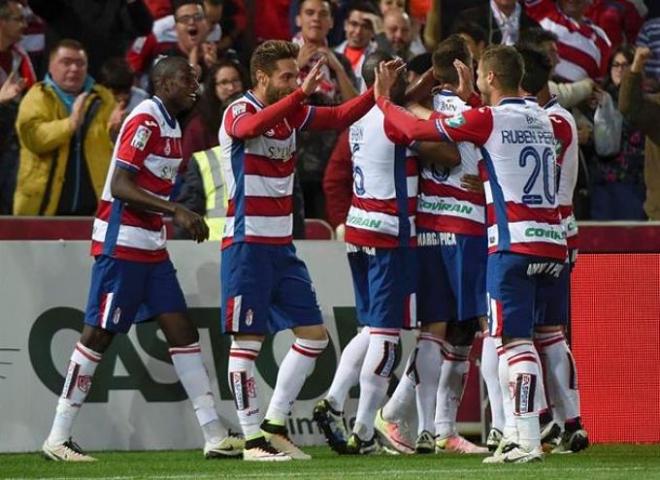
[91,97,184,262]
[417,89,486,236]
[434,97,567,260]
[345,105,418,248]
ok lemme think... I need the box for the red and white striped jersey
[525,0,611,81]
[91,97,184,262]
[417,90,486,236]
[436,98,567,260]
[544,97,579,251]
[219,91,313,249]
[345,105,418,248]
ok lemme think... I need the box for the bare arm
[111,167,209,242]
[424,0,442,51]
[619,47,660,144]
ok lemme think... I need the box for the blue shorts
[535,262,570,326]
[221,243,323,335]
[84,255,187,334]
[487,252,564,338]
[417,230,487,324]
[347,244,417,329]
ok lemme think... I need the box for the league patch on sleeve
[130,125,152,151]
[445,113,466,128]
[232,102,247,117]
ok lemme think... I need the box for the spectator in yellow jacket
[14,39,116,216]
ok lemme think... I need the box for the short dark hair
[451,21,487,46]
[172,0,203,13]
[517,46,552,95]
[518,27,558,48]
[150,55,190,92]
[298,0,332,15]
[49,39,86,60]
[362,50,395,88]
[480,44,524,92]
[432,34,471,86]
[407,52,432,75]
[249,40,299,86]
[99,57,135,92]
[346,1,380,17]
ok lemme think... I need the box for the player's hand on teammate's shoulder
[460,174,484,194]
[173,204,210,243]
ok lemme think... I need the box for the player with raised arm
[517,46,589,454]
[374,35,491,456]
[374,45,567,464]
[313,50,460,455]
[42,56,242,462]
[218,40,377,462]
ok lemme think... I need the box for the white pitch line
[6,465,659,480]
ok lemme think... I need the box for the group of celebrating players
[40,31,588,465]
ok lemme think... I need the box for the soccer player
[41,56,242,462]
[517,46,589,454]
[314,51,459,455]
[374,45,567,463]
[218,40,377,462]
[375,35,490,456]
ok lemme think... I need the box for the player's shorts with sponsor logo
[535,250,577,326]
[347,243,417,329]
[221,242,323,334]
[487,252,564,338]
[416,229,487,324]
[84,255,187,334]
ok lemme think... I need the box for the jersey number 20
[519,146,555,205]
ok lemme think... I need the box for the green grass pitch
[2,445,660,479]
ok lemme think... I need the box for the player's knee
[293,324,328,342]
[446,318,480,346]
[80,325,114,353]
[535,325,563,334]
[420,321,447,338]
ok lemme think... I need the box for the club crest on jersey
[131,125,152,151]
[245,308,254,326]
[445,113,465,128]
[164,138,171,156]
[112,307,122,325]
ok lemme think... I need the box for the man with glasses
[127,0,222,84]
[0,0,35,214]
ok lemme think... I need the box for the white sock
[266,337,328,424]
[481,335,505,432]
[47,343,102,445]
[381,344,416,423]
[326,328,369,412]
[170,343,227,443]
[228,339,263,439]
[497,341,517,443]
[354,329,400,440]
[414,334,443,435]
[435,343,470,439]
[504,341,543,451]
[536,331,581,424]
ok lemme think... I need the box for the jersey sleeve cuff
[116,159,140,172]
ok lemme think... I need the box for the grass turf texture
[2,445,659,479]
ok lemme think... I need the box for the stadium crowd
[0,0,659,226]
